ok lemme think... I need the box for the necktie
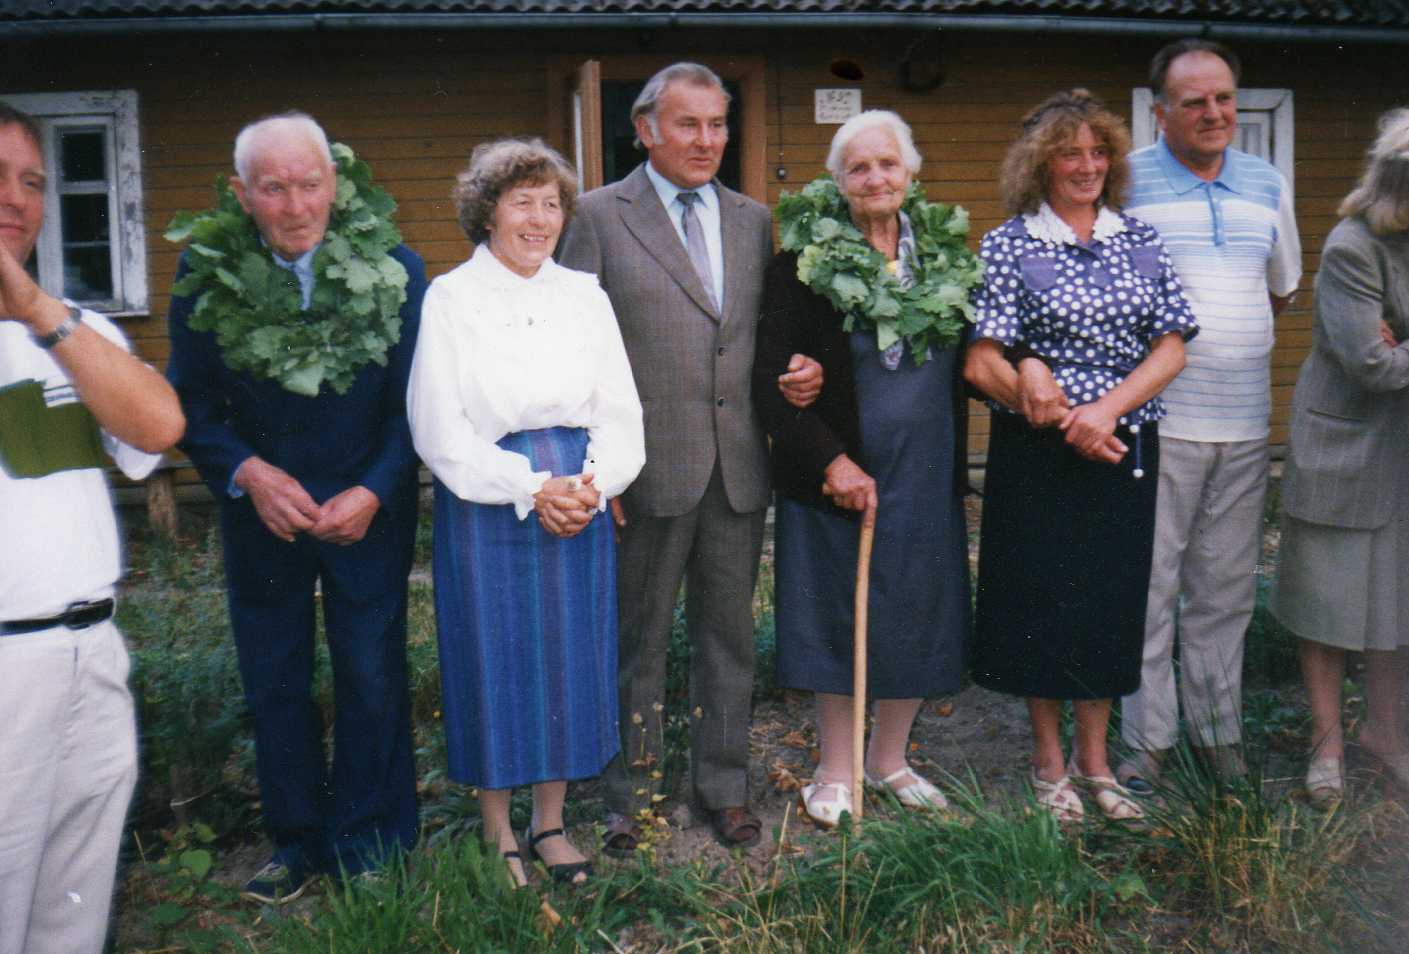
[677,191,718,311]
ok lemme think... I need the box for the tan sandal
[1067,761,1145,821]
[1031,769,1084,822]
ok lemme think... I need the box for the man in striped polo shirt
[1119,39,1302,790]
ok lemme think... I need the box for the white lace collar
[1022,202,1126,246]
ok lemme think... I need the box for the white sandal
[1031,770,1084,822]
[864,766,950,810]
[1066,761,1144,821]
[800,780,853,829]
[1305,756,1343,808]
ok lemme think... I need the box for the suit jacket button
[716,397,725,407]
[717,346,725,356]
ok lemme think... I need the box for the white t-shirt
[0,309,160,619]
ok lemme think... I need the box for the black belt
[0,598,115,636]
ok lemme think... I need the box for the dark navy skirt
[774,333,970,699]
[432,426,620,789]
[972,412,1158,700]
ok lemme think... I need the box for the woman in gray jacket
[1272,108,1409,805]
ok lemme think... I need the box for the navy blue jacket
[166,243,427,515]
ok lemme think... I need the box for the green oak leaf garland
[776,177,984,364]
[164,142,408,397]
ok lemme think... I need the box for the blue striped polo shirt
[1126,138,1302,442]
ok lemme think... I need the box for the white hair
[232,112,333,181]
[630,62,730,149]
[825,110,922,182]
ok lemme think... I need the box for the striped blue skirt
[432,426,620,789]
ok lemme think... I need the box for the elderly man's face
[637,81,729,190]
[1156,51,1238,173]
[232,134,336,261]
[0,122,46,263]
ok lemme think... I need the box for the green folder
[0,378,108,478]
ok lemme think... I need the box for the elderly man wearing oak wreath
[557,62,821,853]
[166,112,426,902]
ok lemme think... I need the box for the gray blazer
[1282,216,1409,529]
[557,164,773,518]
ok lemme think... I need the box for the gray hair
[630,62,730,149]
[825,110,922,183]
[233,112,333,181]
[452,137,578,244]
[1339,107,1409,236]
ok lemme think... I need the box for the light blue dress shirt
[643,160,725,311]
[271,245,318,310]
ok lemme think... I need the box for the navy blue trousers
[220,497,418,877]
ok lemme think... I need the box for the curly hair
[998,89,1133,218]
[452,137,578,244]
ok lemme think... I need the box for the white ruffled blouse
[407,244,645,519]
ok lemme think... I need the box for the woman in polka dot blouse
[964,89,1198,823]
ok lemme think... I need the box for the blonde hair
[998,89,1132,218]
[1338,107,1409,235]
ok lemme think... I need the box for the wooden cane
[851,506,877,818]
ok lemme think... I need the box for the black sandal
[524,827,593,885]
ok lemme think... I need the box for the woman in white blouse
[408,138,644,887]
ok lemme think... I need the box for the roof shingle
[4,0,1408,28]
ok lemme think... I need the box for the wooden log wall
[10,25,1409,497]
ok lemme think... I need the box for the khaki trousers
[1123,436,1268,751]
[0,619,137,954]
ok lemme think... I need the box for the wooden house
[6,0,1409,504]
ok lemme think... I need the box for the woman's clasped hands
[1013,358,1127,465]
[533,474,601,538]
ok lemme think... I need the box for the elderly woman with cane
[754,110,981,827]
[965,89,1196,823]
[408,138,644,885]
[1271,108,1409,805]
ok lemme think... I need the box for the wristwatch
[32,303,83,350]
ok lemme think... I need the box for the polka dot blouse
[971,204,1198,426]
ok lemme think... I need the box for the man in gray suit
[559,62,817,851]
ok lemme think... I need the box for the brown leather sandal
[709,806,762,849]
[601,813,641,859]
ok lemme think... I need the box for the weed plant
[687,786,1133,953]
[1114,746,1397,950]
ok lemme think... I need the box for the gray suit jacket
[557,164,773,518]
[1282,216,1409,529]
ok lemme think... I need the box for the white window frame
[1131,87,1294,193]
[6,90,147,316]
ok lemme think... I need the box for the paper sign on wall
[815,88,861,124]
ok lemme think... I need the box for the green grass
[110,493,1409,953]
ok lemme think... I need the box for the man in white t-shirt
[1119,40,1302,789]
[0,102,184,954]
